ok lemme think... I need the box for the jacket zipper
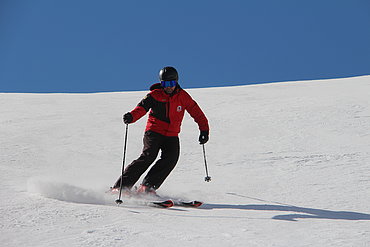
[166,101,170,121]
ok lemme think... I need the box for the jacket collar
[150,83,182,96]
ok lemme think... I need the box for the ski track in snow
[1,76,370,246]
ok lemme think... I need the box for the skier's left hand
[199,131,209,144]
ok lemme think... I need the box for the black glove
[199,131,209,144]
[123,112,133,124]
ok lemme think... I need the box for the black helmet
[159,66,178,81]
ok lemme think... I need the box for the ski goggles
[161,80,177,88]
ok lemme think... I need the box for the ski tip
[192,201,203,208]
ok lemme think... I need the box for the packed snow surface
[1,76,370,246]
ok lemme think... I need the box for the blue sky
[1,0,370,93]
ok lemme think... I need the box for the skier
[112,66,209,194]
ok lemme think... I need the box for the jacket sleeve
[130,93,154,123]
[185,93,209,132]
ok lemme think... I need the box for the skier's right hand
[123,112,133,124]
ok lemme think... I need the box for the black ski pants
[113,130,180,190]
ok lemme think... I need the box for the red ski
[151,200,174,208]
[174,200,203,208]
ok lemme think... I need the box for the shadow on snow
[201,203,370,221]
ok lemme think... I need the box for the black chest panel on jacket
[138,93,170,123]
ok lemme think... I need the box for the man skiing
[112,66,209,194]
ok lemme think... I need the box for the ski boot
[136,184,157,196]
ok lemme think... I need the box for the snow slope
[1,76,370,246]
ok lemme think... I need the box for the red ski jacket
[130,83,209,137]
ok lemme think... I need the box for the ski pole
[116,124,129,205]
[202,144,211,182]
